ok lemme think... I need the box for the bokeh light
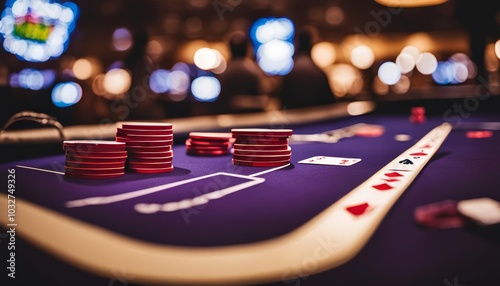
[0,0,79,62]
[391,75,410,94]
[103,68,131,95]
[350,45,375,70]
[311,42,336,68]
[327,64,363,97]
[485,43,499,72]
[396,52,415,74]
[112,27,132,51]
[167,70,191,95]
[416,52,437,75]
[191,76,221,102]
[51,82,82,107]
[9,68,55,90]
[495,40,500,60]
[325,6,345,26]
[194,48,222,70]
[432,60,469,85]
[73,58,92,80]
[149,69,170,93]
[400,45,420,62]
[378,62,401,85]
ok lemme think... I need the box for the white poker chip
[457,197,500,226]
[394,134,412,142]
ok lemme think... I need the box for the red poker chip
[232,147,292,156]
[186,141,230,151]
[233,135,288,141]
[186,138,231,147]
[126,145,172,152]
[120,122,173,130]
[65,154,127,161]
[119,140,173,147]
[128,166,174,173]
[409,114,425,124]
[117,127,173,135]
[116,133,174,141]
[63,140,126,151]
[411,107,425,115]
[231,128,293,137]
[128,161,173,169]
[66,156,127,164]
[127,155,174,163]
[234,138,289,145]
[354,125,385,137]
[232,159,290,167]
[233,143,290,151]
[64,172,125,179]
[465,130,493,139]
[414,200,466,229]
[65,161,125,168]
[232,154,291,162]
[189,132,232,140]
[128,150,173,157]
[66,150,127,158]
[65,166,125,175]
[186,149,229,156]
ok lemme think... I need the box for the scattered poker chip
[185,132,233,156]
[120,122,173,130]
[63,140,126,150]
[232,159,290,167]
[410,114,425,124]
[414,200,467,229]
[411,106,425,115]
[231,128,293,137]
[128,166,174,174]
[465,130,493,139]
[354,125,384,137]
[394,134,412,142]
[64,172,125,179]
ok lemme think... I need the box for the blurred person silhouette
[279,27,336,109]
[215,30,271,114]
[121,30,165,120]
[455,1,500,83]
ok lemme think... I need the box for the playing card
[298,156,361,166]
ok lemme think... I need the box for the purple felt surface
[2,113,500,285]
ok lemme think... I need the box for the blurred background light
[416,52,437,75]
[191,76,220,102]
[378,62,401,85]
[51,81,82,107]
[350,45,375,70]
[112,27,133,51]
[103,68,131,95]
[149,69,170,93]
[311,42,336,69]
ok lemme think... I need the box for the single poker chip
[465,130,493,139]
[65,161,125,168]
[232,154,291,162]
[231,128,293,137]
[65,166,126,175]
[117,127,173,135]
[411,107,425,115]
[127,150,173,158]
[126,145,172,152]
[64,172,125,179]
[66,156,127,164]
[128,166,174,173]
[186,149,229,156]
[394,134,412,142]
[414,200,466,229]
[354,125,385,137]
[120,122,173,130]
[189,132,233,140]
[127,156,173,163]
[232,146,292,156]
[232,159,290,167]
[128,161,173,169]
[63,140,125,150]
[116,133,174,141]
[233,143,290,151]
[119,140,173,147]
[66,150,127,158]
[186,138,231,147]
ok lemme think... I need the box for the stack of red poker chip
[63,140,127,179]
[231,128,293,167]
[410,106,425,124]
[185,132,233,156]
[116,122,174,174]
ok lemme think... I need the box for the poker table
[1,100,500,286]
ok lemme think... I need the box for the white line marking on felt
[16,165,65,175]
[65,172,265,209]
[248,163,291,177]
